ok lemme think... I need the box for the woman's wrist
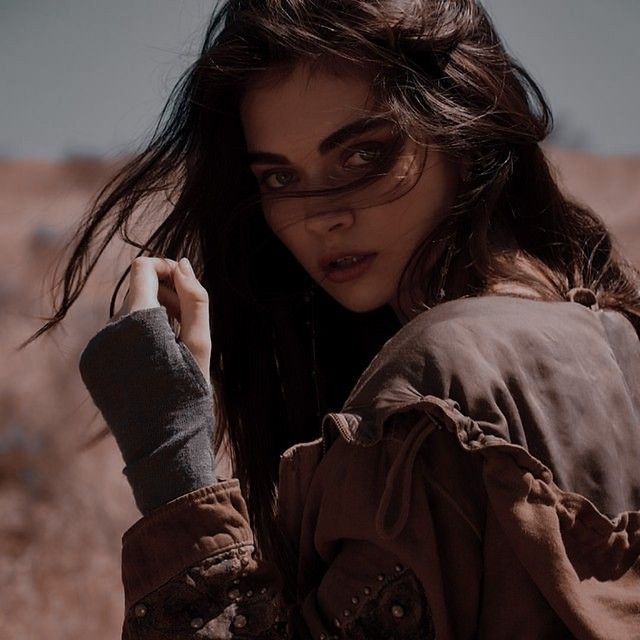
[122,418,216,514]
[78,305,217,513]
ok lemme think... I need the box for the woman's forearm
[78,305,216,514]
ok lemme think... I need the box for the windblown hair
[22,0,640,573]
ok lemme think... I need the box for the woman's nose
[304,206,355,236]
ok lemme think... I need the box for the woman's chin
[323,286,392,314]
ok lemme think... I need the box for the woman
[24,0,640,637]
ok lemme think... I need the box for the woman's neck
[388,238,452,325]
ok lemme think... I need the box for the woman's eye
[343,144,385,169]
[261,170,297,190]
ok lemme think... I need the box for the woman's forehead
[240,62,379,157]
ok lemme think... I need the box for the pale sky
[1,0,638,158]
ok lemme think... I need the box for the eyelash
[259,141,388,191]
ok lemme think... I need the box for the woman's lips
[322,253,377,283]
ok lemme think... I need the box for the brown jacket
[120,293,640,639]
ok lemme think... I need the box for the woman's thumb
[173,257,212,385]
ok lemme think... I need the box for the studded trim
[122,544,290,639]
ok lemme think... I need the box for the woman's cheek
[263,200,302,237]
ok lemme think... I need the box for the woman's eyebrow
[246,117,389,166]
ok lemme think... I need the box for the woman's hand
[112,256,212,387]
[79,254,216,514]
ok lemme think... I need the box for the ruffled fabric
[323,294,640,516]
[314,294,640,638]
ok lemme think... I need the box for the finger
[157,282,182,324]
[127,257,178,312]
[110,288,131,323]
[173,257,211,379]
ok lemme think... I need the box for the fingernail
[179,257,193,275]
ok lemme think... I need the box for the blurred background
[0,1,638,638]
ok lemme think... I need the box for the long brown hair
[19,0,640,568]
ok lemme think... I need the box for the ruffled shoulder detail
[427,395,640,637]
[323,294,640,518]
[324,393,640,637]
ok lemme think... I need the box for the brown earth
[545,147,640,264]
[0,149,638,639]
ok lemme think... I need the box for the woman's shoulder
[360,293,616,380]
[322,292,640,518]
[331,293,640,450]
[380,292,640,372]
[396,292,604,346]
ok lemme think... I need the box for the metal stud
[394,564,403,572]
[319,634,327,640]
[351,596,359,605]
[343,609,351,617]
[391,605,405,619]
[377,573,385,582]
[246,590,254,598]
[227,588,241,600]
[260,587,267,594]
[363,586,372,595]
[333,618,341,628]
[233,614,247,629]
[134,603,148,618]
[190,617,205,629]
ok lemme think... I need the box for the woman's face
[240,63,459,317]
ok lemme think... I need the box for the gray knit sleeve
[78,305,216,515]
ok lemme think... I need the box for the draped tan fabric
[121,293,640,639]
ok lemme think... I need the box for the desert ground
[0,148,638,638]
